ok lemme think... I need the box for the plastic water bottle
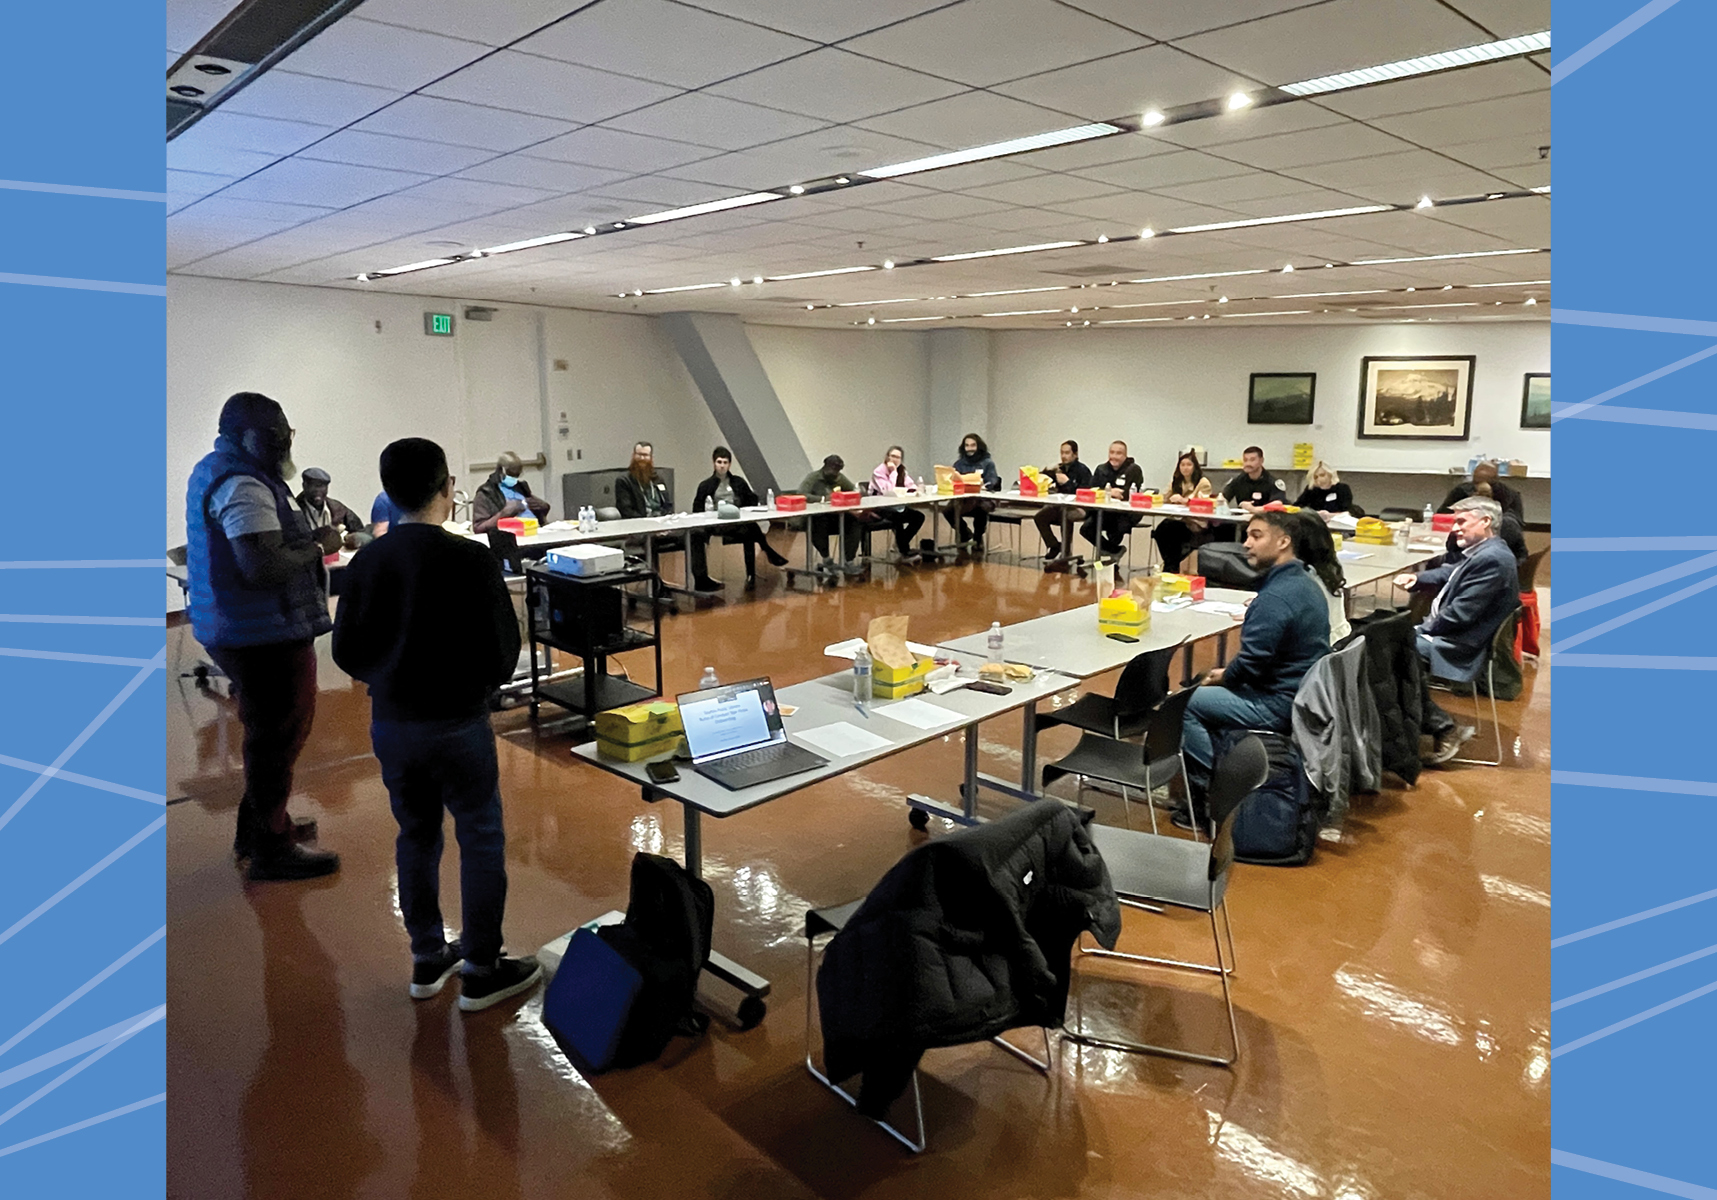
[698,666,719,689]
[852,644,872,710]
[766,487,775,508]
[705,495,715,513]
[1421,503,1434,524]
[917,475,926,493]
[986,621,1004,663]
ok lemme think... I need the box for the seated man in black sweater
[688,445,789,590]
[332,438,541,1013]
[1034,439,1092,569]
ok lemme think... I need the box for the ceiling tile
[661,128,940,189]
[280,17,488,91]
[843,0,1151,88]
[677,0,951,43]
[856,91,1093,150]
[169,0,240,53]
[1148,101,1347,149]
[603,93,830,152]
[1279,149,1502,195]
[1419,198,1549,242]
[398,176,559,210]
[1217,122,1414,171]
[172,195,336,226]
[995,44,1257,121]
[218,70,403,128]
[220,158,434,207]
[966,172,1125,206]
[1216,186,1376,216]
[1154,171,1344,206]
[1177,0,1491,87]
[1319,59,1545,120]
[1430,0,1549,37]
[1432,133,1548,172]
[455,155,631,193]
[1056,0,1330,41]
[706,48,967,122]
[866,192,1016,221]
[584,176,747,209]
[167,167,236,200]
[350,0,584,46]
[1070,148,1254,191]
[301,129,495,175]
[166,139,282,179]
[1049,193,1233,229]
[1368,90,1549,147]
[354,95,575,151]
[529,126,716,173]
[519,0,816,89]
[424,51,680,123]
[174,111,332,156]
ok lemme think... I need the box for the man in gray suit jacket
[1395,498,1520,763]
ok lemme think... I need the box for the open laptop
[677,677,828,791]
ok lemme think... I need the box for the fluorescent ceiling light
[1170,205,1390,234]
[1280,31,1550,96]
[1106,299,1208,310]
[764,265,875,281]
[1219,309,1312,318]
[1098,317,1175,325]
[833,296,937,307]
[1353,248,1544,265]
[931,241,1083,262]
[368,257,458,277]
[965,286,1071,298]
[880,315,951,323]
[1374,302,1480,310]
[480,232,584,255]
[1277,289,1389,299]
[626,192,781,226]
[642,282,729,294]
[975,309,1063,317]
[1466,279,1551,287]
[1531,185,1550,194]
[1128,269,1269,284]
[860,123,1121,180]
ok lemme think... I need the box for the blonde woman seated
[1294,461,1355,519]
[1151,449,1214,573]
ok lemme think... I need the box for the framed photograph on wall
[1521,373,1551,428]
[1357,355,1476,440]
[1248,372,1316,424]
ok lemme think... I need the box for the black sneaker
[693,576,723,592]
[233,815,317,860]
[247,842,340,882]
[458,955,543,1013]
[411,941,465,999]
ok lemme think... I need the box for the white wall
[746,324,931,485]
[985,321,1550,488]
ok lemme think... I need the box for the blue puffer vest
[185,436,331,649]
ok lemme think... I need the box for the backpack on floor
[1219,730,1322,866]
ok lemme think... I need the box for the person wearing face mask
[185,391,343,881]
[471,450,550,535]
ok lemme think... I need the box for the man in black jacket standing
[332,438,541,1012]
[1078,440,1144,564]
[1034,439,1092,570]
[688,446,789,590]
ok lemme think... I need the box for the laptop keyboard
[708,743,791,772]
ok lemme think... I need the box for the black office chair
[1518,546,1548,592]
[1041,685,1200,834]
[1034,644,1175,741]
[1064,734,1270,1067]
[1378,506,1421,523]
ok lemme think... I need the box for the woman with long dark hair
[865,444,926,561]
[1151,449,1214,572]
[1293,510,1350,642]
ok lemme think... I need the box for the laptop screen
[676,678,785,763]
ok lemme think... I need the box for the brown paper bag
[1129,575,1156,607]
[933,465,955,489]
[866,614,914,670]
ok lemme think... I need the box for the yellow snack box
[594,700,682,762]
[872,654,934,700]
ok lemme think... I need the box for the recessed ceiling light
[729,278,741,286]
[789,185,805,195]
[750,276,762,284]
[612,222,626,229]
[859,122,1122,179]
[479,231,585,255]
[1141,110,1165,127]
[1218,296,1228,303]
[930,241,1082,262]
[1406,286,1416,292]
[1282,263,1294,272]
[1280,31,1550,96]
[1442,284,1453,290]
[1097,234,1108,244]
[835,177,850,185]
[883,260,894,269]
[1227,92,1253,111]
[1525,296,1538,305]
[1416,195,1434,209]
[1140,227,1155,239]
[867,316,875,324]
[1531,185,1551,194]
[583,226,597,235]
[1169,205,1390,234]
[626,192,780,226]
[355,273,371,282]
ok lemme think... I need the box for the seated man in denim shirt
[1182,510,1331,786]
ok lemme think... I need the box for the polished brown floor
[166,542,1550,1199]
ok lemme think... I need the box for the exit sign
[424,312,455,336]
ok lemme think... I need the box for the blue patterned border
[0,3,166,1194]
[1550,2,1717,1197]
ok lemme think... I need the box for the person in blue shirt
[472,451,550,534]
[1182,510,1331,787]
[370,489,403,536]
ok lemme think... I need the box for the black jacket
[1339,611,1423,786]
[1294,481,1353,514]
[1043,460,1092,494]
[1428,514,1527,567]
[1439,479,1524,523]
[1090,457,1143,496]
[295,491,365,536]
[472,469,549,533]
[614,472,673,519]
[691,472,758,512]
[1223,468,1288,506]
[816,802,1120,1116]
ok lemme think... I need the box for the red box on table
[830,490,861,508]
[1431,512,1456,531]
[496,516,538,536]
[1187,497,1215,514]
[1129,492,1156,509]
[775,494,807,513]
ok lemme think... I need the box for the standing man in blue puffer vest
[186,392,343,881]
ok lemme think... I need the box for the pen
[853,704,870,719]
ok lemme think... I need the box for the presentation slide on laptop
[683,689,772,758]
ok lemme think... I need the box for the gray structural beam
[660,312,809,496]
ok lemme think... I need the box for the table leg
[678,802,771,1011]
[1019,701,1038,795]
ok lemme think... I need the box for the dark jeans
[865,506,925,554]
[206,639,318,842]
[1151,519,1208,573]
[372,714,509,967]
[810,513,861,561]
[690,524,772,580]
[1034,505,1076,556]
[1080,509,1141,555]
[1415,633,1459,736]
[952,498,995,543]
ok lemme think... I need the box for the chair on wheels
[802,904,1054,1154]
[1040,685,1200,834]
[1064,735,1270,1067]
[1034,644,1176,742]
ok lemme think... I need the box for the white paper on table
[1327,515,1359,531]
[872,697,963,731]
[823,636,941,660]
[1152,598,1193,613]
[1337,550,1371,562]
[794,722,895,759]
[1192,600,1248,616]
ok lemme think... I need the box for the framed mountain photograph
[1358,355,1476,440]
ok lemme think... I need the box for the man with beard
[185,392,342,880]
